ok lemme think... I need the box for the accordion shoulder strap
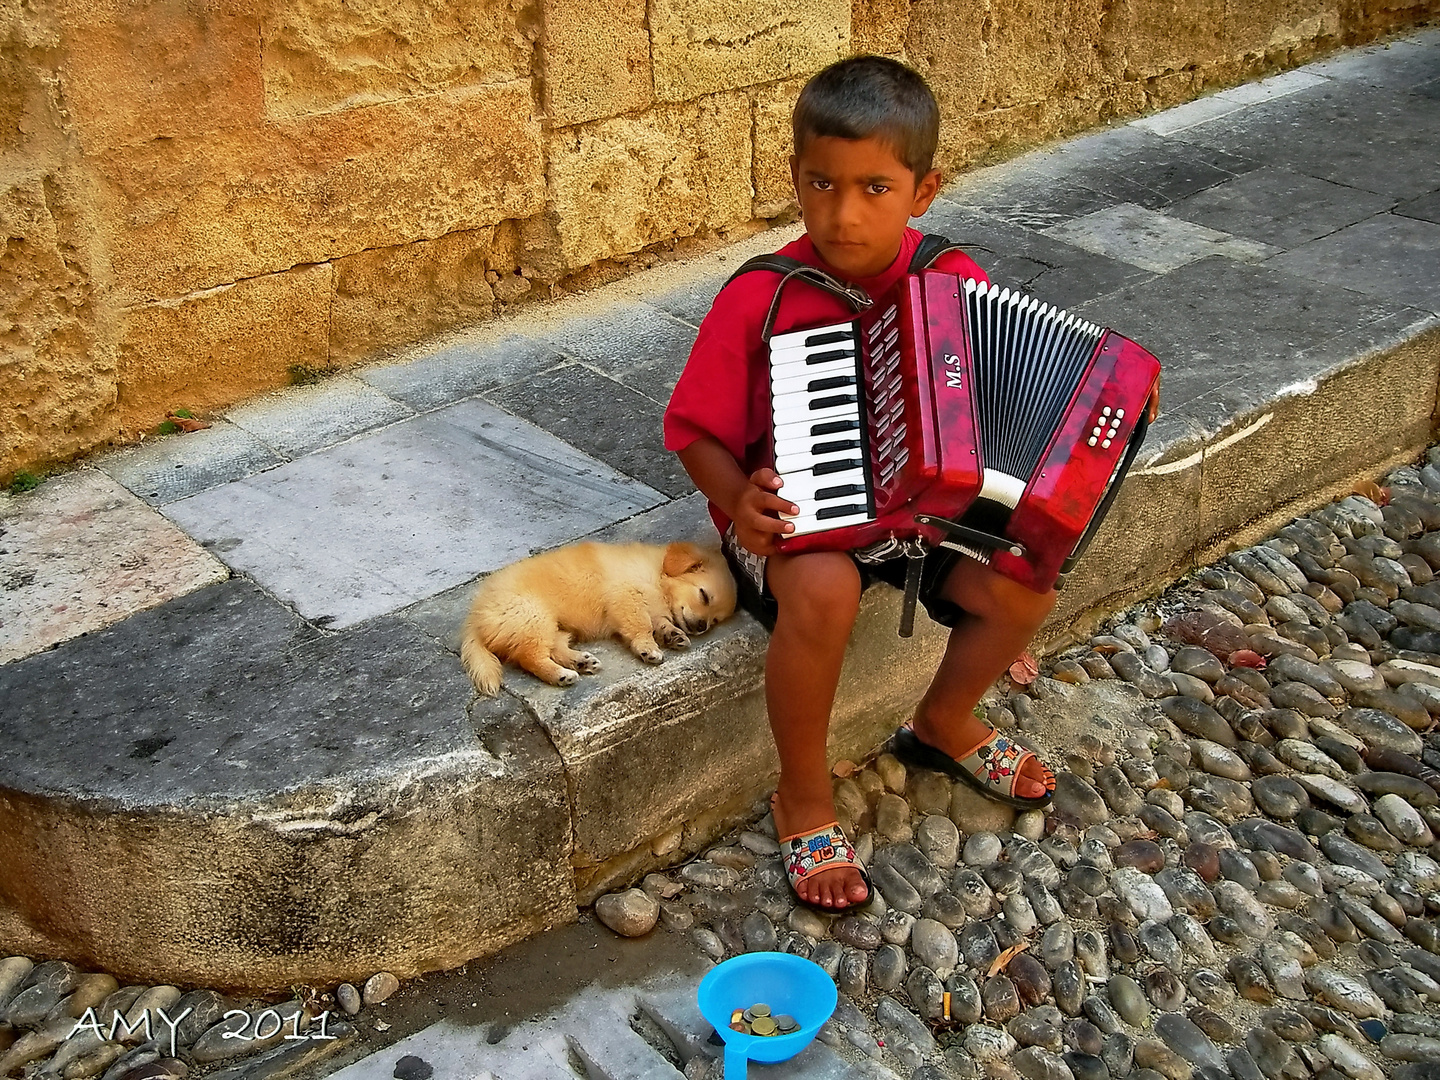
[724,255,873,342]
[723,233,964,341]
[908,232,966,272]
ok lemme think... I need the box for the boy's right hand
[733,468,798,556]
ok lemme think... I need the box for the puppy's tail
[461,631,505,696]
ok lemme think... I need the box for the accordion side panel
[991,331,1161,591]
[916,271,982,520]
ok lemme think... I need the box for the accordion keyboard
[769,320,877,536]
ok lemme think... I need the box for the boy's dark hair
[792,56,940,178]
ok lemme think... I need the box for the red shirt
[664,227,990,532]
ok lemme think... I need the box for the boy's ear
[662,542,706,578]
[910,168,942,218]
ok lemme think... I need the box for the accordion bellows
[769,270,1162,593]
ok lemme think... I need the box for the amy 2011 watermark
[68,1006,338,1057]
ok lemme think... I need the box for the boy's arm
[677,437,798,557]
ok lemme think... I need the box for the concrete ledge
[0,582,576,990]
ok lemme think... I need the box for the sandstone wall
[2,0,1435,480]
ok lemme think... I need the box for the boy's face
[790,135,941,280]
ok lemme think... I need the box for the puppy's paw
[638,646,664,665]
[556,669,580,687]
[575,652,601,674]
[657,624,690,650]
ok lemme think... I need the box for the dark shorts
[721,524,970,632]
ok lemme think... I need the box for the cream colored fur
[461,540,738,695]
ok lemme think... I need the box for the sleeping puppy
[461,540,737,695]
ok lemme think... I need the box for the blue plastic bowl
[696,952,838,1079]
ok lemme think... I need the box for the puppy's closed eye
[700,588,711,605]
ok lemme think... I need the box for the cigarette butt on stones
[943,992,951,1022]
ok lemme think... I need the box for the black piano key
[809,393,858,411]
[807,375,856,392]
[810,419,860,436]
[814,458,863,475]
[812,438,861,454]
[804,330,852,347]
[815,483,867,500]
[817,503,868,520]
[804,348,855,364]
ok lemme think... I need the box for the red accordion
[768,269,1161,594]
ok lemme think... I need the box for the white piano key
[773,433,862,459]
[775,470,867,502]
[770,364,858,395]
[774,446,865,473]
[771,398,860,427]
[772,416,860,443]
[784,509,875,535]
[768,321,855,352]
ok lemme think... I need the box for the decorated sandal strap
[782,824,858,882]
[955,734,1037,800]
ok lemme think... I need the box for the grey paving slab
[1074,256,1424,440]
[1265,214,1440,313]
[1045,203,1279,274]
[535,302,699,405]
[0,470,228,664]
[0,579,481,805]
[649,273,728,326]
[358,334,569,411]
[1166,166,1398,249]
[1398,190,1440,224]
[486,362,695,498]
[1031,131,1260,210]
[162,399,665,628]
[942,173,1121,231]
[920,198,1157,308]
[223,375,413,457]
[1130,69,1330,136]
[585,491,713,546]
[1174,82,1440,201]
[93,421,285,505]
[1305,33,1440,91]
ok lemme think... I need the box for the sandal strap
[953,733,1049,801]
[781,823,859,883]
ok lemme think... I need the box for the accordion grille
[963,279,1103,482]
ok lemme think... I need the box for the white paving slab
[223,375,413,457]
[1044,203,1280,273]
[1132,69,1330,136]
[163,399,664,628]
[0,470,228,664]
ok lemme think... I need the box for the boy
[664,58,1063,912]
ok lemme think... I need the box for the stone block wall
[2,0,1433,480]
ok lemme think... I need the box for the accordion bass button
[1102,439,1112,449]
[1088,437,1098,447]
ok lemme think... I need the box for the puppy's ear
[662,541,706,578]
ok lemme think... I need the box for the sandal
[772,796,872,911]
[889,725,1055,810]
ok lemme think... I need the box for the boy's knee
[771,552,862,628]
[943,559,1056,622]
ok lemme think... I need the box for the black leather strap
[908,232,967,272]
[724,255,874,342]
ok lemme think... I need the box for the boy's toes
[1014,757,1055,801]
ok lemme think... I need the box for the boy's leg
[910,557,1057,802]
[765,550,869,909]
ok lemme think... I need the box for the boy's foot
[770,793,871,910]
[902,714,1055,808]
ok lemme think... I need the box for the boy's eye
[811,180,832,191]
[869,184,889,195]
